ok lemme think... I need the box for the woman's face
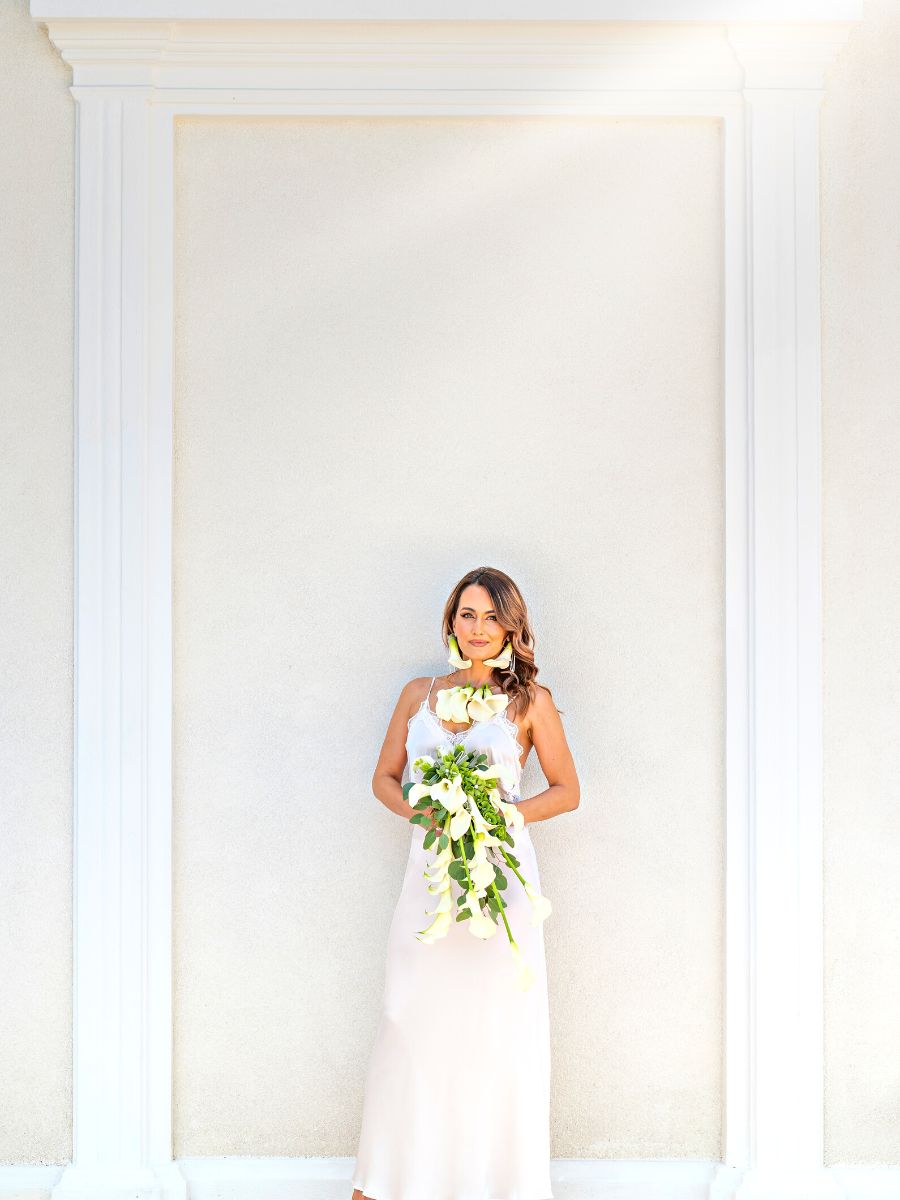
[452,583,508,663]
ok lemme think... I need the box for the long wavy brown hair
[441,566,561,721]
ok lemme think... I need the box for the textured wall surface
[0,0,74,1168]
[172,113,724,1158]
[821,0,900,1168]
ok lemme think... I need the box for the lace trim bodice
[408,697,526,762]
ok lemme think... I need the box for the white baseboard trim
[0,1166,63,1199]
[2,1159,896,1200]
[830,1167,900,1199]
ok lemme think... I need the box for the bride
[351,565,580,1200]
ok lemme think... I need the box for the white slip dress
[352,677,553,1200]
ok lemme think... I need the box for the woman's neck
[447,668,497,690]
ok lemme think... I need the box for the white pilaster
[725,23,853,1200]
[54,85,184,1200]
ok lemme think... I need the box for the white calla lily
[425,844,453,872]
[470,857,496,890]
[476,764,502,781]
[478,831,505,848]
[449,807,472,840]
[499,800,525,831]
[430,776,467,814]
[482,639,513,669]
[447,634,472,669]
[407,781,433,807]
[426,873,452,895]
[417,908,453,943]
[467,684,510,722]
[476,759,518,794]
[524,882,553,924]
[424,864,450,888]
[469,803,495,835]
[424,888,453,916]
[435,685,474,724]
[469,904,499,939]
[510,941,535,991]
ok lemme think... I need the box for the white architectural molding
[725,23,848,1200]
[30,0,864,20]
[27,5,867,1199]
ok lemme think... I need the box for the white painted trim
[26,10,872,1200]
[725,31,837,1193]
[179,1156,730,1199]
[4,1160,900,1200]
[30,0,865,22]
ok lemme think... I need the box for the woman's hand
[423,805,445,840]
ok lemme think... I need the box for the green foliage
[409,745,523,937]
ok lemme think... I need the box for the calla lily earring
[483,639,513,670]
[447,633,472,669]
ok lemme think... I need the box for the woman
[351,566,580,1200]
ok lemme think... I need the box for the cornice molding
[30,0,864,19]
[39,20,746,90]
[35,16,857,92]
[727,21,858,89]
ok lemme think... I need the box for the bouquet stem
[490,881,515,942]
[498,845,528,888]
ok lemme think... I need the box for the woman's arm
[516,685,580,827]
[370,679,420,821]
[371,679,446,836]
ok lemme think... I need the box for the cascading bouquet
[403,742,552,991]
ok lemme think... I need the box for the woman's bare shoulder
[396,674,438,720]
[519,682,556,725]
[405,673,438,694]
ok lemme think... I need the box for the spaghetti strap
[426,675,436,702]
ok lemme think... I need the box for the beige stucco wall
[2,0,898,1176]
[0,0,74,1169]
[171,112,725,1159]
[820,0,900,1169]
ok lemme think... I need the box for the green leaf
[438,834,448,850]
[494,869,507,890]
[423,830,436,849]
[456,910,472,922]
